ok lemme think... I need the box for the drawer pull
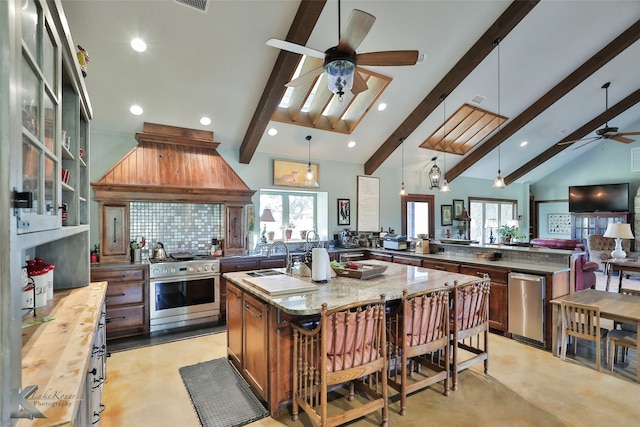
[243,304,262,318]
[92,404,106,424]
[434,265,446,270]
[89,368,97,376]
[234,293,241,300]
[105,316,126,323]
[92,377,105,389]
[106,293,126,298]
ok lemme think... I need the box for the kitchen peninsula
[223,261,486,417]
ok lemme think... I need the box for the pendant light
[428,157,441,190]
[399,138,406,195]
[440,93,451,192]
[304,135,319,187]
[492,38,506,189]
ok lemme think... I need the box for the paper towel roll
[312,248,329,282]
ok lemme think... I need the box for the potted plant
[281,222,295,240]
[498,225,525,244]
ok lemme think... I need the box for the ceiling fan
[266,1,420,99]
[559,82,640,149]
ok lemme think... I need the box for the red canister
[26,260,48,308]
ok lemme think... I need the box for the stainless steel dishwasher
[508,273,545,344]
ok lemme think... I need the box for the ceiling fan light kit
[323,48,356,99]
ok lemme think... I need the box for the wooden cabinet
[422,259,460,272]
[225,205,245,256]
[368,251,393,262]
[226,282,269,400]
[460,264,509,332]
[91,265,149,339]
[393,255,422,266]
[99,203,129,262]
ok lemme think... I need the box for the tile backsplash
[129,202,225,256]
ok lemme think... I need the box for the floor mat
[179,358,268,427]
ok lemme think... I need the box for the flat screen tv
[568,183,629,213]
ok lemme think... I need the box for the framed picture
[441,205,453,226]
[453,199,464,219]
[337,198,351,225]
[548,213,571,234]
[273,159,319,187]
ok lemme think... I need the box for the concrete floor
[101,273,640,426]
[101,329,638,427]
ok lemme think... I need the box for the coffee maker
[339,228,360,248]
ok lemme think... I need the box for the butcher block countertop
[20,282,107,427]
[224,261,484,316]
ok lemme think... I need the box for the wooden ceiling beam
[239,0,326,164]
[505,88,640,185]
[363,0,539,175]
[447,18,640,182]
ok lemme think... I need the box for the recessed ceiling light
[417,52,427,64]
[129,104,143,115]
[348,140,356,148]
[130,38,147,52]
[377,103,387,112]
[267,128,278,136]
[200,116,211,126]
[520,141,528,147]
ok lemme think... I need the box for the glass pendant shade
[324,52,356,97]
[440,178,451,192]
[492,171,506,188]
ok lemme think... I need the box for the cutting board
[242,274,318,296]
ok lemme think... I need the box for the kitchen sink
[245,269,285,277]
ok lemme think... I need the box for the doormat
[179,358,268,427]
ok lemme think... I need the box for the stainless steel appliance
[149,253,220,332]
[508,272,545,344]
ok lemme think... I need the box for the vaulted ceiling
[62,0,640,185]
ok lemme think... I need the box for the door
[100,203,129,260]
[242,291,268,399]
[226,283,243,368]
[226,205,245,255]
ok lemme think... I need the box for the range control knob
[170,267,176,274]
[162,268,168,274]
[204,265,210,271]
[197,265,203,272]
[152,269,159,276]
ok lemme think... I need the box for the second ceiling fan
[266,2,420,99]
[559,82,640,150]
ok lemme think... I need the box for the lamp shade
[603,223,634,239]
[485,219,498,228]
[260,208,275,222]
[457,209,471,222]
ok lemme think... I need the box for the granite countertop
[224,261,484,316]
[20,282,107,426]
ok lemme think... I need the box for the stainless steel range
[148,253,220,332]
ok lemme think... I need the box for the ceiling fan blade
[572,137,602,150]
[266,38,324,59]
[611,135,635,144]
[337,9,375,53]
[351,70,368,94]
[356,50,419,66]
[620,131,640,136]
[285,66,324,88]
[557,136,600,146]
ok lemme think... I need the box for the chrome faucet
[267,240,291,274]
[305,230,319,251]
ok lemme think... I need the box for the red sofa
[529,238,598,291]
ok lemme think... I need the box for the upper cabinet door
[18,0,62,233]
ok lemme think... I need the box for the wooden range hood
[92,123,255,204]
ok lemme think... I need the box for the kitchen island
[223,261,485,417]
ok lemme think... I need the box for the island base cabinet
[242,292,268,400]
[226,283,268,401]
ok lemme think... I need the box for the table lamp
[485,219,498,244]
[260,208,276,243]
[603,223,634,260]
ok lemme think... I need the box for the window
[401,194,435,239]
[260,190,317,241]
[469,197,518,244]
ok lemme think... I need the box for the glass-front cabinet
[18,0,90,233]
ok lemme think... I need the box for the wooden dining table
[605,258,640,292]
[550,289,640,381]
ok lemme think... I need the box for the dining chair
[450,279,491,391]
[609,288,639,371]
[387,288,450,415]
[559,301,608,372]
[291,295,388,427]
